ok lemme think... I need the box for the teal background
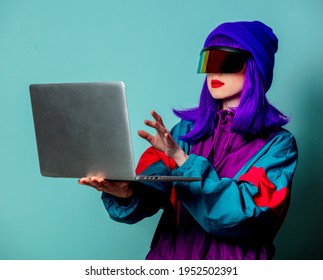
[1,0,322,260]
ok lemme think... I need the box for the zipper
[213,132,233,169]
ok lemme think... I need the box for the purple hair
[173,35,289,143]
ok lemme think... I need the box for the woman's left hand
[138,110,188,166]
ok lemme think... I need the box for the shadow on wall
[274,73,323,259]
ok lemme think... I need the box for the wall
[1,0,322,259]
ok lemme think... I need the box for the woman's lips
[211,79,225,88]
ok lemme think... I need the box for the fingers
[144,110,163,128]
[78,177,132,197]
[78,177,92,185]
[143,119,163,130]
[137,130,154,142]
[79,177,103,191]
[144,111,168,135]
[150,110,164,125]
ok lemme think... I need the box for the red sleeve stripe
[135,147,177,174]
[238,166,289,210]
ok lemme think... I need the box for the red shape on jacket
[239,166,289,212]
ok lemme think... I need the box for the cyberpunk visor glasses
[197,46,250,74]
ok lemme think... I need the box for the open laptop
[29,82,202,182]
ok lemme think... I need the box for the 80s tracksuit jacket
[102,110,298,259]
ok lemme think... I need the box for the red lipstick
[211,79,225,88]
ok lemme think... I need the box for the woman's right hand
[78,177,133,198]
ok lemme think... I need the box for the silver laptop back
[30,82,137,180]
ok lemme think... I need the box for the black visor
[197,46,250,74]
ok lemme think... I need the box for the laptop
[29,82,202,182]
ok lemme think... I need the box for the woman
[79,21,298,259]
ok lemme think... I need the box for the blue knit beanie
[204,21,278,92]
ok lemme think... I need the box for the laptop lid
[30,82,138,180]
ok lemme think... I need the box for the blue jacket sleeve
[172,129,298,242]
[101,179,170,224]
